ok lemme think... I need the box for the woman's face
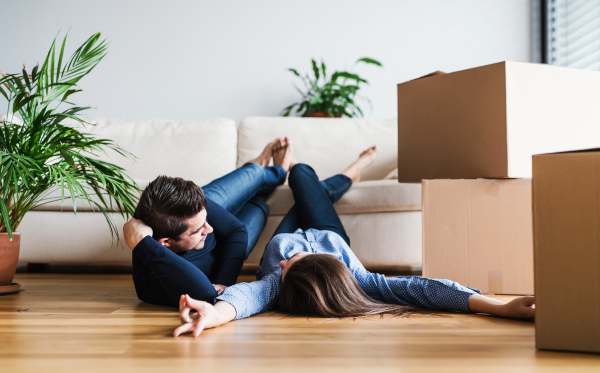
[280,252,311,281]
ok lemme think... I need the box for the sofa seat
[266,180,421,216]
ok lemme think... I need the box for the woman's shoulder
[306,229,348,246]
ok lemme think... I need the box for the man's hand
[123,218,153,250]
[173,294,236,337]
[213,284,227,295]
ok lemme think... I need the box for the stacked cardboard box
[532,150,600,354]
[397,61,600,296]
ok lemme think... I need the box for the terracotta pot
[302,112,342,118]
[0,233,20,286]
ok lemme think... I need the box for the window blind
[547,0,600,70]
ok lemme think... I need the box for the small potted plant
[0,32,139,294]
[282,57,382,118]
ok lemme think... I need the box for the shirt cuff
[215,293,243,320]
[133,235,168,264]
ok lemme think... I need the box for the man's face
[158,209,213,253]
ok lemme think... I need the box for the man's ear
[157,237,170,247]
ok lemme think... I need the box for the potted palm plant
[282,57,382,118]
[0,32,139,294]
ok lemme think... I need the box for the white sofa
[18,117,422,272]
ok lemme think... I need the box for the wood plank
[0,274,598,373]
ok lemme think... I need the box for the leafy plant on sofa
[0,32,139,240]
[282,57,382,118]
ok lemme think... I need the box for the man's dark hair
[136,175,207,240]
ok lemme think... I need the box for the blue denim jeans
[202,162,287,258]
[202,162,353,256]
[272,164,352,246]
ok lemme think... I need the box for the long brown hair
[278,254,411,318]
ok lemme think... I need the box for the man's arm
[204,199,249,286]
[124,219,218,306]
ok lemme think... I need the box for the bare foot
[342,145,378,183]
[273,136,294,172]
[289,157,298,169]
[246,138,283,167]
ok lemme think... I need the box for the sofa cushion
[237,117,398,181]
[266,180,421,216]
[34,118,237,212]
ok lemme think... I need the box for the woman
[174,149,536,337]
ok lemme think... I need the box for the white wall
[0,0,530,123]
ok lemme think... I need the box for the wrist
[131,233,152,250]
[213,301,237,325]
[137,233,151,246]
[468,294,506,315]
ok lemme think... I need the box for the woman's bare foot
[246,138,284,167]
[342,145,378,183]
[273,136,294,172]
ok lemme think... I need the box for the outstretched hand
[469,294,535,320]
[500,296,535,319]
[173,294,236,338]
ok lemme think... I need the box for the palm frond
[0,32,139,241]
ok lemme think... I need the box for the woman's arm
[354,270,481,313]
[173,271,282,337]
[174,295,236,337]
[468,294,535,319]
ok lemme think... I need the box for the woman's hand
[173,294,236,337]
[469,294,535,320]
[498,296,535,319]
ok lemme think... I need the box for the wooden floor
[1,274,599,372]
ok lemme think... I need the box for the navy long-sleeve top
[132,198,248,306]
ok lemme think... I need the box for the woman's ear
[157,238,170,247]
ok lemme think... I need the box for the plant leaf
[356,57,383,67]
[61,89,82,102]
[0,198,12,240]
[13,94,39,113]
[311,59,320,81]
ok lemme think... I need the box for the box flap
[533,147,600,157]
[410,71,446,81]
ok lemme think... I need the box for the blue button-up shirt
[216,229,481,320]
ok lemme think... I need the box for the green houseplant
[0,32,139,291]
[282,57,382,118]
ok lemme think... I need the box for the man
[124,137,294,306]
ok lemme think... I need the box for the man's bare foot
[273,136,294,172]
[246,138,284,167]
[342,145,378,183]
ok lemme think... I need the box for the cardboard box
[533,150,600,354]
[422,179,533,295]
[397,61,600,182]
